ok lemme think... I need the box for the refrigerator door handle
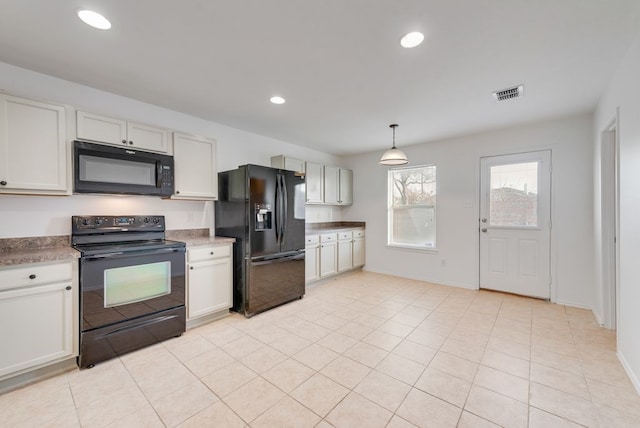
[281,175,288,245]
[274,174,281,245]
[276,174,282,245]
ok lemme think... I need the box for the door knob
[481,228,488,233]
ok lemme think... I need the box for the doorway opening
[600,119,619,330]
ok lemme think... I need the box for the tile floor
[2,270,640,427]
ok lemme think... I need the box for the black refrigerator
[215,164,306,317]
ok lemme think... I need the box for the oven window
[104,261,171,307]
[79,154,156,186]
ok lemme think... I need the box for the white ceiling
[1,0,639,155]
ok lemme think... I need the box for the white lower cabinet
[353,229,366,267]
[319,233,338,278]
[305,235,320,283]
[337,231,353,272]
[306,228,365,284]
[187,244,233,321]
[0,261,77,379]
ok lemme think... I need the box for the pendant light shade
[379,124,408,165]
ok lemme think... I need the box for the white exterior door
[480,151,551,299]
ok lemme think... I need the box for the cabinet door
[284,157,305,174]
[0,281,74,377]
[127,122,171,153]
[320,241,338,277]
[173,132,218,200]
[0,95,68,194]
[339,169,353,205]
[187,258,232,319]
[305,162,324,203]
[77,111,127,146]
[353,237,366,267]
[323,165,340,205]
[337,239,353,272]
[271,155,305,174]
[305,244,320,283]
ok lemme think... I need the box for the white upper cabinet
[271,155,305,174]
[77,111,171,154]
[0,94,69,195]
[339,168,353,205]
[172,132,218,200]
[323,165,352,205]
[305,162,324,204]
[323,165,340,205]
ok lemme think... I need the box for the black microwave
[73,140,174,197]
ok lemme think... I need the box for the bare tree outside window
[388,165,437,248]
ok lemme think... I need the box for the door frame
[476,148,556,301]
[601,115,620,330]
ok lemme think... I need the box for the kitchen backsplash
[305,205,342,223]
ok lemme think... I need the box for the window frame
[387,164,437,251]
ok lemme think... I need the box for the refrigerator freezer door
[280,170,306,253]
[246,251,305,316]
[248,165,280,257]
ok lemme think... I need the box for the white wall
[0,62,341,237]
[595,32,640,392]
[343,113,595,308]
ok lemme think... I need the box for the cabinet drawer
[320,233,337,242]
[0,262,73,291]
[305,235,319,245]
[188,245,231,263]
[338,231,352,240]
[353,229,365,238]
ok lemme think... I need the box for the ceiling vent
[492,85,524,101]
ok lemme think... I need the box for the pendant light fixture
[379,124,408,165]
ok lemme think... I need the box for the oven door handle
[83,247,185,261]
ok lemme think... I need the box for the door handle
[481,228,488,233]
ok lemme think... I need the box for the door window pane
[489,162,538,227]
[104,261,171,307]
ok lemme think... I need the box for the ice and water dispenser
[255,203,272,230]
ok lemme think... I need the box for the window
[388,165,437,249]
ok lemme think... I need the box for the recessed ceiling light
[77,10,111,30]
[400,32,424,48]
[270,96,286,105]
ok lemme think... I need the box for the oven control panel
[72,215,165,232]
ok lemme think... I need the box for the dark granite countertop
[305,221,366,233]
[0,235,79,267]
[165,229,235,247]
[0,229,235,267]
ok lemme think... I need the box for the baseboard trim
[361,267,477,290]
[617,350,640,395]
[555,299,593,310]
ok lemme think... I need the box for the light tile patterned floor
[2,270,640,427]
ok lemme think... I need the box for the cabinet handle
[129,141,134,145]
[176,190,180,194]
[210,251,214,255]
[0,181,6,186]
[121,139,127,144]
[190,266,194,270]
[66,286,72,291]
[29,274,36,280]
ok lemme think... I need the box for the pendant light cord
[390,124,398,149]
